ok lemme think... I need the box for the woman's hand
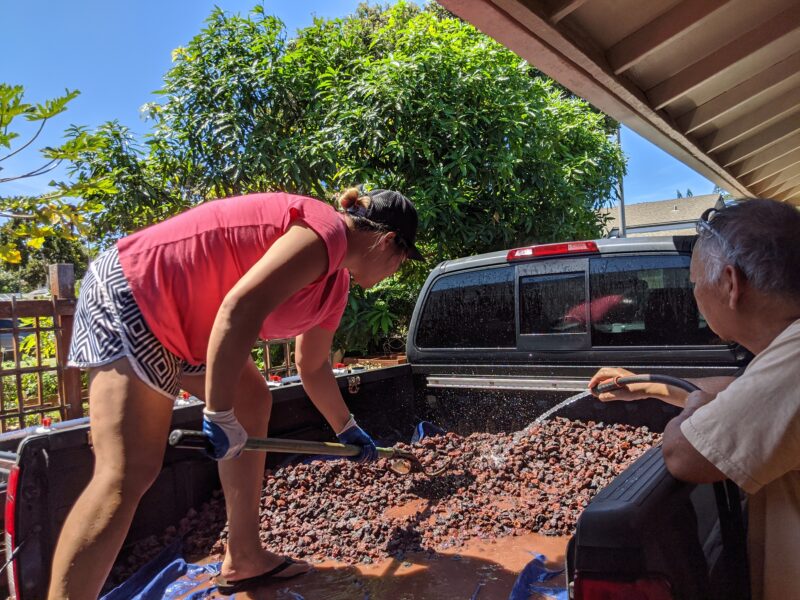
[588,367,647,402]
[202,407,248,460]
[336,415,379,463]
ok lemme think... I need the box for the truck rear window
[520,272,587,335]
[589,256,721,346]
[415,253,722,351]
[415,266,515,348]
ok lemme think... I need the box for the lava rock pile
[111,418,660,582]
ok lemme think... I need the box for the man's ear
[725,264,744,309]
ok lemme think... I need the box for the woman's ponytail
[338,188,366,211]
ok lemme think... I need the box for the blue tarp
[507,554,567,600]
[102,539,224,600]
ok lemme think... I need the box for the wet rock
[112,418,660,582]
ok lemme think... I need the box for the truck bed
[4,362,745,598]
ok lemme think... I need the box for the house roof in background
[603,193,722,237]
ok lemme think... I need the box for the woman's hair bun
[338,187,361,210]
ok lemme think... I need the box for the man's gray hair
[696,198,800,302]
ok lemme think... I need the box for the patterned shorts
[68,247,205,399]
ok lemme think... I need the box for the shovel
[168,429,448,476]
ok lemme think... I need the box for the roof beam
[740,148,800,188]
[714,112,800,168]
[548,0,588,24]
[729,132,800,177]
[771,184,800,203]
[699,85,800,153]
[749,172,788,195]
[646,4,800,110]
[753,166,800,194]
[607,0,730,75]
[756,168,800,198]
[676,51,800,134]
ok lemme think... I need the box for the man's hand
[336,416,378,463]
[202,407,248,460]
[588,367,699,407]
[588,367,643,401]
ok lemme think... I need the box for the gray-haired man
[591,198,800,600]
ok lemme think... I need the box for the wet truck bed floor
[169,533,568,599]
[111,418,661,598]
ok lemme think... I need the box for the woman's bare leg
[48,357,174,599]
[182,360,310,582]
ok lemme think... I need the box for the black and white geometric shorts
[68,247,205,399]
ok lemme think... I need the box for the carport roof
[439,0,800,206]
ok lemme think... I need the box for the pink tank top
[117,193,350,364]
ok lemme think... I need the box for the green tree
[70,2,625,352]
[0,85,115,264]
[0,230,89,293]
[67,121,191,246]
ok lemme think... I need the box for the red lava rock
[110,418,660,583]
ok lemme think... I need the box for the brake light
[507,241,599,261]
[574,576,673,599]
[5,464,22,597]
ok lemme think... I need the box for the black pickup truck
[1,235,750,599]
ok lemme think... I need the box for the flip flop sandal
[215,557,308,595]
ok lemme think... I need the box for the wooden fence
[255,338,297,381]
[0,265,81,432]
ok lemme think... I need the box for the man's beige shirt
[682,319,800,600]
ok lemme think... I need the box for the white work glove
[202,407,248,460]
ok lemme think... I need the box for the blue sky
[2,0,716,204]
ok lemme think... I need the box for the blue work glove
[202,407,248,460]
[336,415,379,463]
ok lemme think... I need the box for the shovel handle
[168,429,212,450]
[168,429,395,459]
[168,430,448,477]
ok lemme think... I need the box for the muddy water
[171,533,567,599]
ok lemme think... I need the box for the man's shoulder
[780,318,800,341]
[741,319,800,368]
[757,319,800,364]
[728,320,800,400]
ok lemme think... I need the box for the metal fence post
[50,264,82,419]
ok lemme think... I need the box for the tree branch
[0,118,48,163]
[0,210,35,220]
[0,159,62,183]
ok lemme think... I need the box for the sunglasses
[696,208,726,244]
[695,207,741,271]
